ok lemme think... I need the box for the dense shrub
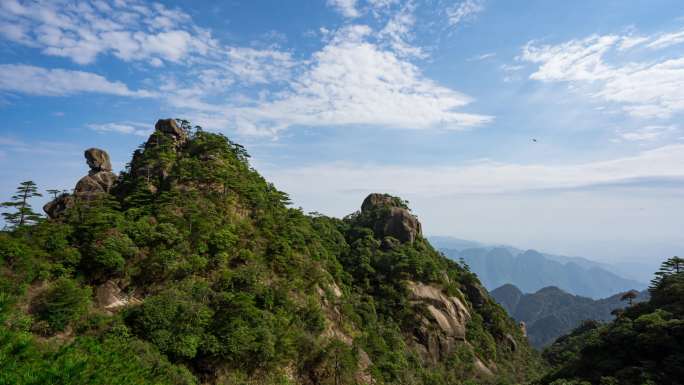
[31,277,91,332]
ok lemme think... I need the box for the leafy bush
[31,277,91,332]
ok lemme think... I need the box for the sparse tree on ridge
[1,180,43,228]
[620,290,639,306]
[46,189,62,199]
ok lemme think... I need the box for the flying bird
[532,138,537,142]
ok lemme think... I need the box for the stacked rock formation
[43,148,116,218]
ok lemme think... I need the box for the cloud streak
[0,64,154,97]
[265,144,684,197]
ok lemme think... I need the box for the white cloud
[521,32,684,119]
[265,144,684,197]
[616,125,678,142]
[378,1,426,58]
[327,0,361,18]
[468,52,496,61]
[647,29,684,50]
[0,0,218,65]
[0,1,490,137]
[188,25,491,136]
[0,64,155,97]
[618,35,648,51]
[446,0,484,27]
[87,122,151,136]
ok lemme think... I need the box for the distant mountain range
[490,283,649,348]
[429,236,647,299]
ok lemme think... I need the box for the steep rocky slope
[0,119,543,385]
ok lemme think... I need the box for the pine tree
[46,189,62,199]
[1,181,43,227]
[649,256,684,292]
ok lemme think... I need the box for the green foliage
[0,124,544,385]
[31,277,91,332]
[541,257,684,385]
[126,288,213,359]
[0,328,196,385]
[1,181,43,228]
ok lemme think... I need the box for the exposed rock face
[361,193,400,212]
[95,280,141,313]
[44,148,116,219]
[84,148,112,172]
[407,281,471,363]
[43,193,73,219]
[154,118,187,145]
[361,193,422,243]
[520,321,527,337]
[75,148,117,197]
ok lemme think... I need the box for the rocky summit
[2,119,543,385]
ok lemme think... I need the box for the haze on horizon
[0,0,682,268]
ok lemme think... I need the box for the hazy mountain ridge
[490,283,649,348]
[430,237,646,299]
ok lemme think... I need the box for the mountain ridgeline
[490,284,648,348]
[439,246,645,299]
[0,120,543,385]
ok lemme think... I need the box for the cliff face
[3,119,543,385]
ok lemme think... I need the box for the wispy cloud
[520,29,684,119]
[446,0,485,27]
[0,64,155,97]
[266,144,684,197]
[0,0,218,65]
[87,122,151,137]
[185,25,492,136]
[647,29,684,49]
[327,0,361,18]
[0,0,491,137]
[616,125,679,142]
[468,52,496,61]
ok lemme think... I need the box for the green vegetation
[540,256,684,385]
[1,181,43,228]
[0,121,542,384]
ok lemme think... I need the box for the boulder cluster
[43,119,184,218]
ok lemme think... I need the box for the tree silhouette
[620,289,639,306]
[1,181,43,228]
[46,189,62,199]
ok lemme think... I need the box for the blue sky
[1,0,683,267]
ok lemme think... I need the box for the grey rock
[155,119,187,143]
[84,148,112,172]
[361,193,422,243]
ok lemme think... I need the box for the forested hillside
[0,119,543,385]
[539,257,684,385]
[490,284,648,348]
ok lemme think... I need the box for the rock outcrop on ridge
[43,147,117,218]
